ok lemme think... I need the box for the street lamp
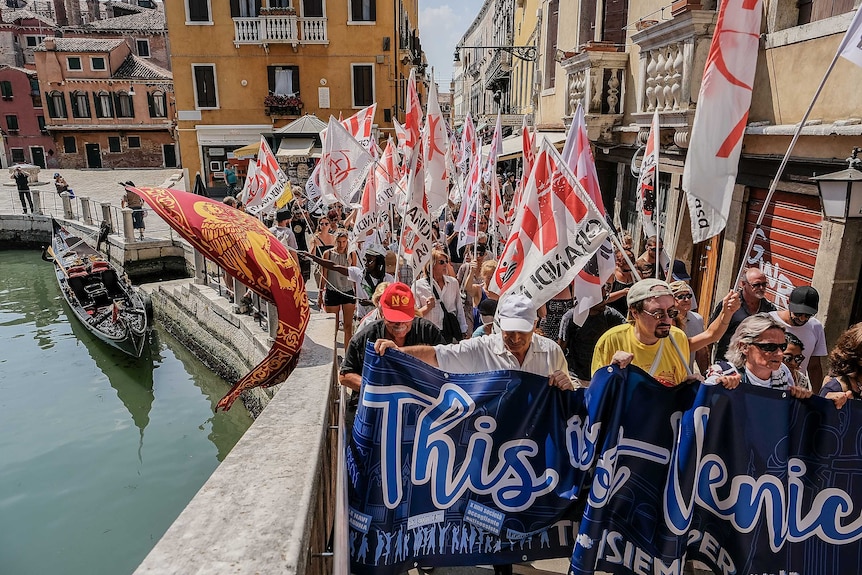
[454,45,538,62]
[812,148,862,220]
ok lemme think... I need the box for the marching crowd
[249,184,862,435]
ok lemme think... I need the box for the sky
[419,0,486,92]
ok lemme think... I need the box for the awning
[276,137,314,158]
[232,142,260,159]
[489,131,568,162]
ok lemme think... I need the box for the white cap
[497,293,537,332]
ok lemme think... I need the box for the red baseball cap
[380,282,415,322]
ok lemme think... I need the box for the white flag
[399,143,433,272]
[637,109,661,239]
[683,0,762,244]
[423,84,449,218]
[491,139,608,308]
[839,8,862,68]
[320,116,373,207]
[239,158,261,207]
[246,136,291,216]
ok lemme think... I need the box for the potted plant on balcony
[264,93,303,116]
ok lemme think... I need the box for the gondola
[43,219,150,357]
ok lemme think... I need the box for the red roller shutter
[738,188,822,309]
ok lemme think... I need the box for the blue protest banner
[347,344,595,574]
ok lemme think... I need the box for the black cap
[478,298,497,318]
[276,210,291,222]
[788,286,818,315]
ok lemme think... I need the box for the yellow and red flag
[131,186,310,411]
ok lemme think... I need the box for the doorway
[85,143,102,168]
[30,147,45,168]
[163,144,178,168]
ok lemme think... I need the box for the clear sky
[419,0,485,92]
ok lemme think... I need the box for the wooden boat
[44,219,150,357]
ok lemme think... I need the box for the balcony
[629,9,718,148]
[233,15,328,47]
[264,94,303,118]
[562,43,629,143]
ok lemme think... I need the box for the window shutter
[83,94,91,118]
[45,91,56,117]
[70,93,79,117]
[369,0,376,21]
[292,67,300,95]
[267,67,276,93]
[113,92,121,116]
[128,95,135,118]
[93,91,102,117]
[147,92,155,117]
[230,0,240,17]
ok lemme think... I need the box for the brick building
[0,64,54,167]
[34,36,176,168]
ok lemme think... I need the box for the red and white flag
[637,108,661,239]
[403,69,423,155]
[460,113,477,172]
[491,139,608,307]
[399,142,433,272]
[484,112,507,241]
[240,157,262,208]
[563,103,616,325]
[683,0,762,243]
[374,138,399,208]
[521,116,536,191]
[245,136,292,216]
[455,153,482,250]
[320,104,377,149]
[423,84,449,217]
[320,116,373,207]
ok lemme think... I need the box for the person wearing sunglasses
[669,281,741,374]
[819,322,862,409]
[412,249,469,343]
[703,314,812,398]
[782,332,811,390]
[769,286,827,393]
[710,267,777,362]
[592,279,695,387]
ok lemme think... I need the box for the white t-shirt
[347,267,395,318]
[769,312,827,372]
[412,275,469,334]
[434,333,571,384]
[270,224,297,250]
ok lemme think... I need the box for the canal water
[0,250,253,575]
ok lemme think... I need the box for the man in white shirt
[769,286,828,392]
[373,293,572,390]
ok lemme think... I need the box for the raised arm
[688,291,740,352]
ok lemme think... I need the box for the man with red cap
[339,283,444,400]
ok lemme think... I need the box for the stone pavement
[1,167,184,239]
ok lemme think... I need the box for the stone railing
[233,15,329,45]
[562,46,629,142]
[629,9,718,146]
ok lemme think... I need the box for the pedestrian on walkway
[11,167,34,214]
[121,186,145,240]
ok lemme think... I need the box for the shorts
[131,207,145,229]
[324,287,355,308]
[299,258,311,282]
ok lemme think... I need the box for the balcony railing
[562,45,628,142]
[233,15,328,46]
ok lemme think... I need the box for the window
[25,35,44,48]
[91,57,106,71]
[192,64,218,108]
[63,136,77,153]
[303,0,324,17]
[136,39,150,58]
[351,64,374,107]
[94,91,113,118]
[70,91,91,118]
[116,92,135,118]
[67,56,82,71]
[349,0,376,21]
[11,148,25,164]
[46,91,67,118]
[186,0,211,22]
[37,116,46,133]
[148,91,167,117]
[6,115,19,132]
[544,0,559,90]
[128,136,141,148]
[108,136,122,153]
[267,66,300,96]
[1,81,12,99]
[29,77,39,95]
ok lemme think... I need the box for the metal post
[194,249,206,285]
[267,301,278,339]
[122,206,135,243]
[100,203,113,232]
[31,189,43,216]
[61,191,73,219]
[80,197,93,225]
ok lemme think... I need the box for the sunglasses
[750,342,788,353]
[791,312,812,320]
[747,282,768,289]
[640,308,680,320]
[436,259,449,265]
[674,293,693,300]
[783,353,806,364]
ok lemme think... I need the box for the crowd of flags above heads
[235,2,862,323]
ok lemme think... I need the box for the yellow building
[165,0,422,194]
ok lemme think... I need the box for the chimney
[44,37,56,50]
[53,0,68,26]
[65,0,82,26]
[87,0,100,21]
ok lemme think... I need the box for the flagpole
[731,43,847,289]
[665,192,687,283]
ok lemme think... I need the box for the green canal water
[0,250,253,575]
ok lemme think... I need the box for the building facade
[34,37,176,168]
[0,64,53,167]
[165,0,423,195]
